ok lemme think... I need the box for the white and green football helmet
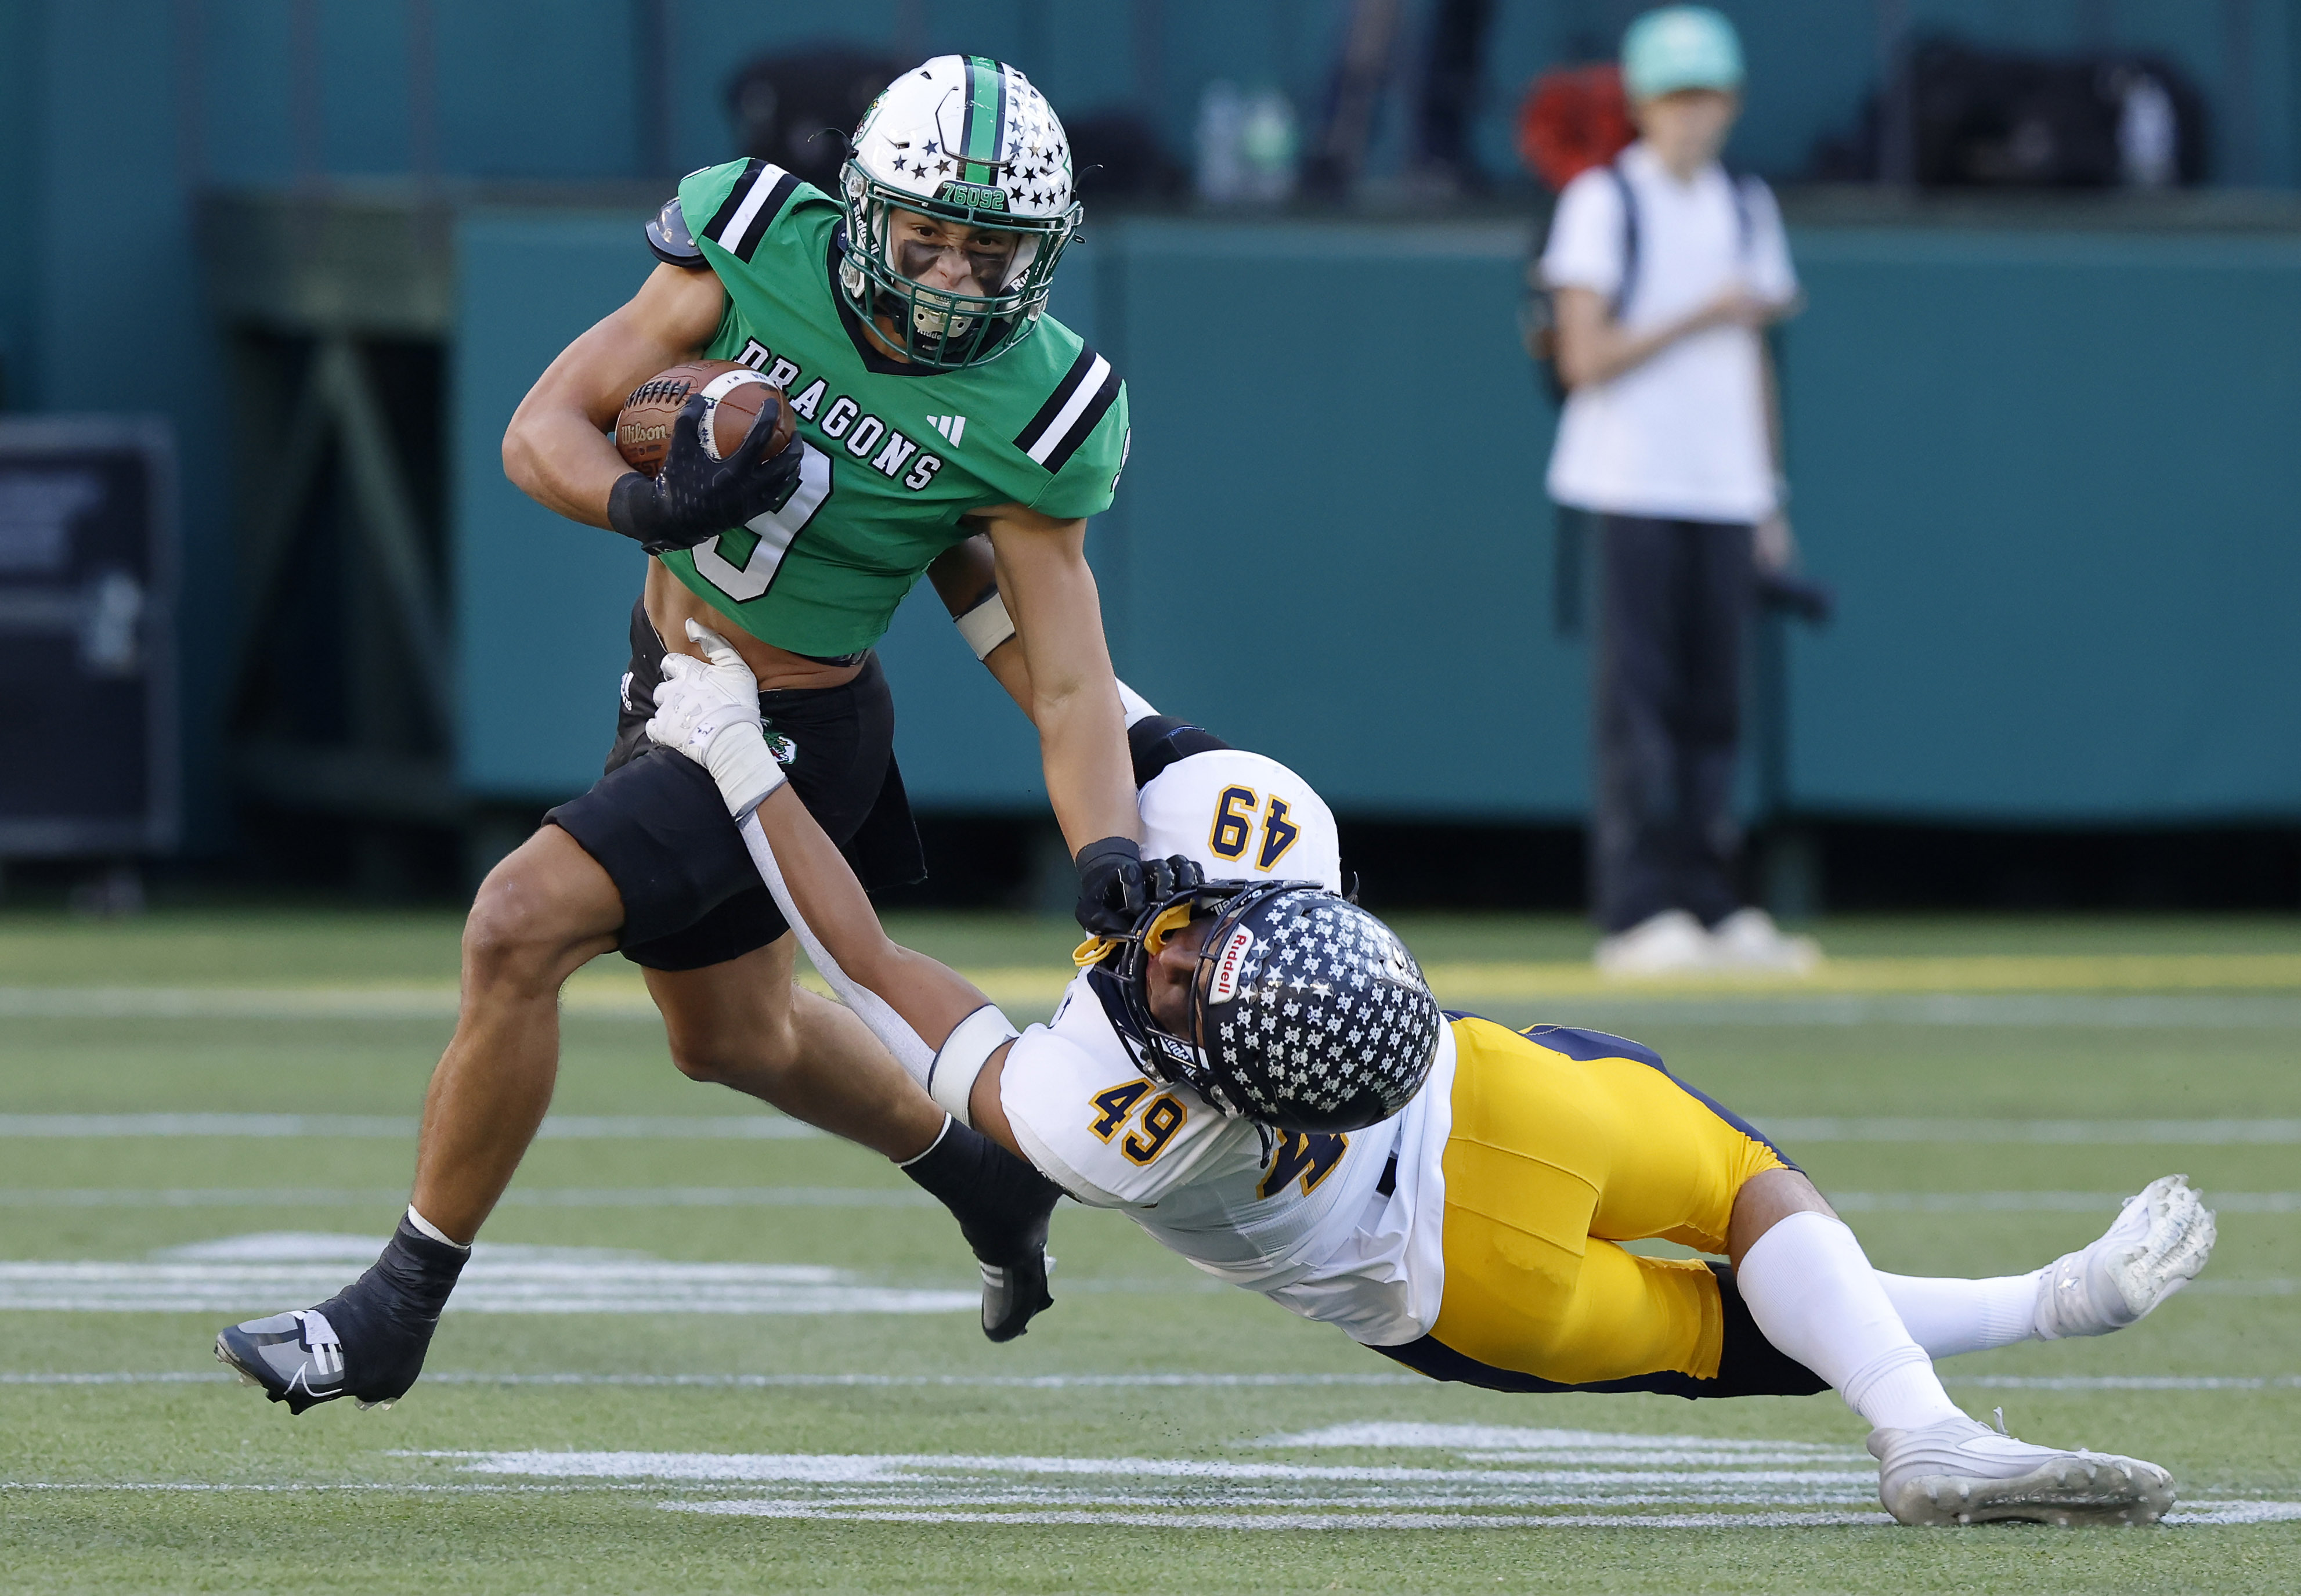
[839,55,1082,369]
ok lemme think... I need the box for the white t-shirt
[1541,142,1797,523]
[1002,966,1455,1348]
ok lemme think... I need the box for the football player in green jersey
[218,58,1157,1414]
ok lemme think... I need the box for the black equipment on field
[1813,36,2208,188]
[0,417,178,858]
[726,46,906,192]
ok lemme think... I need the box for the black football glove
[1074,836,1147,937]
[606,392,803,556]
[1074,840,1205,937]
[1145,854,1205,902]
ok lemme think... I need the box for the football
[613,359,794,477]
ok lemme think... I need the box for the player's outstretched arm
[501,263,727,528]
[975,505,1144,936]
[644,622,995,1059]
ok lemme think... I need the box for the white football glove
[645,620,786,817]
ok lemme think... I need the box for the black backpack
[1521,158,1758,405]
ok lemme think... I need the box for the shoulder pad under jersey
[646,196,706,269]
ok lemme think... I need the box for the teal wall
[451,208,2301,824]
[9,0,2301,844]
[1781,229,2301,821]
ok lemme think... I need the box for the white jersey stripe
[713,164,787,252]
[1024,355,1112,465]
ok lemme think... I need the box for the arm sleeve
[1744,179,1799,302]
[733,809,938,1088]
[1538,168,1625,298]
[1028,387,1130,520]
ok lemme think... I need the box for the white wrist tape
[1115,679,1158,728]
[953,588,1017,661]
[703,722,786,818]
[927,1003,1020,1125]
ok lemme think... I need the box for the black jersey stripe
[1014,346,1101,455]
[726,167,798,262]
[704,160,767,245]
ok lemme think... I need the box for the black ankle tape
[899,1121,1060,1264]
[371,1216,471,1321]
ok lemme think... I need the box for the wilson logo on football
[1208,927,1256,1004]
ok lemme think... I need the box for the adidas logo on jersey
[926,414,967,445]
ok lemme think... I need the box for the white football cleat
[1708,907,1822,974]
[1594,909,1713,976]
[1868,1414,2175,1527]
[2035,1173,2216,1341]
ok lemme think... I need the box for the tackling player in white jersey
[643,622,2216,1529]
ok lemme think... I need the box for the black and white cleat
[213,1216,467,1416]
[216,1309,384,1415]
[980,1238,1054,1344]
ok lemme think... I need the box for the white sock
[404,1204,470,1251]
[1874,1270,2039,1358]
[1736,1211,1965,1431]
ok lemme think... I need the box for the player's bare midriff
[644,559,864,692]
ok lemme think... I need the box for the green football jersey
[652,158,1130,659]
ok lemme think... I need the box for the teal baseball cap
[1621,6,1745,101]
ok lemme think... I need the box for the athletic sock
[1874,1270,2039,1359]
[1736,1211,1966,1432]
[899,1113,1061,1265]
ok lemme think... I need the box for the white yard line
[8,1111,2295,1144]
[8,1370,2297,1391]
[0,1370,1434,1388]
[0,1114,821,1139]
[0,1186,918,1208]
[9,987,2301,1028]
[0,1248,972,1315]
[1758,1117,2301,1144]
[423,1445,2301,1530]
[1825,1191,2300,1214]
[2,1187,2292,1216]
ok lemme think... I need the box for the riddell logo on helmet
[1208,927,1256,1003]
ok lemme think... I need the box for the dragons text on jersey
[648,157,1129,659]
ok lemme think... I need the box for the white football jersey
[1139,748,1342,893]
[1000,959,1455,1348]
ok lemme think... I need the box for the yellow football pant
[1430,1017,1786,1386]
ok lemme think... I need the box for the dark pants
[1591,514,1753,934]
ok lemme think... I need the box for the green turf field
[2,909,2297,1594]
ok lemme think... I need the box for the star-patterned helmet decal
[1191,889,1442,1134]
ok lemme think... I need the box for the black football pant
[1591,514,1754,935]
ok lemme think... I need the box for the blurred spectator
[1413,0,1497,193]
[1070,109,1190,202]
[726,45,905,189]
[1539,6,1817,976]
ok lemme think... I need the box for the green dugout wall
[454,208,2301,824]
